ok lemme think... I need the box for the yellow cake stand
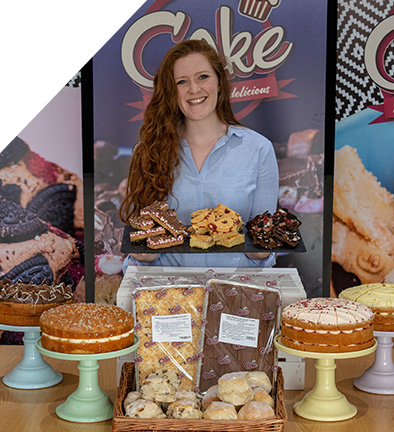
[274,334,377,422]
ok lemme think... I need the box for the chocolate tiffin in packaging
[199,279,281,393]
[132,284,208,391]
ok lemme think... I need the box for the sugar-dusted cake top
[40,302,133,337]
[0,279,73,304]
[339,283,394,309]
[282,297,374,325]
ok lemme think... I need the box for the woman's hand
[245,252,271,261]
[131,253,159,263]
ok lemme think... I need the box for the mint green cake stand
[0,324,62,389]
[274,334,377,422]
[36,335,139,423]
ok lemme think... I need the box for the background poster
[93,0,328,301]
[0,77,85,344]
[331,1,394,296]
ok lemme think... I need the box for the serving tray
[120,225,306,254]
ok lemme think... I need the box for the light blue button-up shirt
[124,125,279,270]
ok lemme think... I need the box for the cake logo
[217,355,231,365]
[182,287,195,296]
[143,305,155,315]
[232,344,246,350]
[364,13,394,124]
[131,292,141,300]
[238,0,280,23]
[171,341,184,347]
[251,292,264,302]
[259,345,273,355]
[210,302,224,312]
[122,3,294,121]
[244,360,258,370]
[169,304,182,314]
[225,287,238,297]
[202,370,216,380]
[155,289,167,299]
[144,340,156,348]
[240,275,252,282]
[187,353,199,364]
[159,355,171,365]
[266,280,277,287]
[197,305,204,313]
[135,354,143,363]
[206,336,219,345]
[201,318,208,326]
[236,306,250,316]
[262,312,275,321]
[191,319,197,328]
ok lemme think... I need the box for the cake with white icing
[281,297,374,352]
[39,303,134,354]
[339,283,394,332]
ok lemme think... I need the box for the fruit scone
[0,199,83,285]
[0,137,83,238]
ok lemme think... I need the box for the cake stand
[36,335,140,423]
[0,323,62,389]
[353,330,394,394]
[274,334,377,422]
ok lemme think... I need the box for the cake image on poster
[0,137,84,240]
[331,144,394,295]
[237,0,280,23]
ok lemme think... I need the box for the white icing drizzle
[282,298,374,325]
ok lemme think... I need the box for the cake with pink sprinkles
[281,297,375,353]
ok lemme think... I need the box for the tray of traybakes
[121,202,306,254]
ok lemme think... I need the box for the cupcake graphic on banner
[238,0,280,22]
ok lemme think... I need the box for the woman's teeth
[188,97,206,104]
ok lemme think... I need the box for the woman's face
[173,52,220,125]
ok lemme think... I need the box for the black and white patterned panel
[66,71,82,88]
[336,0,394,121]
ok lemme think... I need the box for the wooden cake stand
[353,330,394,394]
[0,323,62,389]
[274,334,377,422]
[36,335,140,423]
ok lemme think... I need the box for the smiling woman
[119,39,279,269]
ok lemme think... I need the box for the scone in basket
[112,362,287,432]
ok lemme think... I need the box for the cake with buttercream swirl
[39,303,134,354]
[0,279,74,326]
[339,283,394,332]
[281,297,374,352]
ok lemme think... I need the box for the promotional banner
[331,2,394,296]
[0,77,85,344]
[93,0,328,301]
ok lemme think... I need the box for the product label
[218,313,259,348]
[152,313,192,343]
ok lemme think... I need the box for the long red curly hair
[120,39,241,222]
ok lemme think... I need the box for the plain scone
[203,401,238,420]
[237,400,275,420]
[217,372,253,406]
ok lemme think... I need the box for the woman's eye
[176,79,186,85]
[199,74,209,80]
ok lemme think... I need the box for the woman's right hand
[130,253,159,263]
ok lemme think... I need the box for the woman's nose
[189,79,201,93]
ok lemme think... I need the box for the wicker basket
[112,363,287,432]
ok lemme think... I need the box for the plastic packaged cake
[132,282,208,391]
[199,278,281,392]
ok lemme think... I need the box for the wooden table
[0,346,393,431]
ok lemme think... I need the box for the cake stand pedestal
[0,323,62,389]
[274,334,377,422]
[353,330,394,394]
[36,336,139,423]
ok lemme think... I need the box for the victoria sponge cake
[281,297,375,353]
[39,303,134,354]
[339,283,394,332]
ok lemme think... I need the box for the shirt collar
[180,125,245,149]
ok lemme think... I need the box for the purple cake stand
[353,330,394,394]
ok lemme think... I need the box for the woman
[120,39,279,269]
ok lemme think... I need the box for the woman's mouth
[187,97,206,105]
